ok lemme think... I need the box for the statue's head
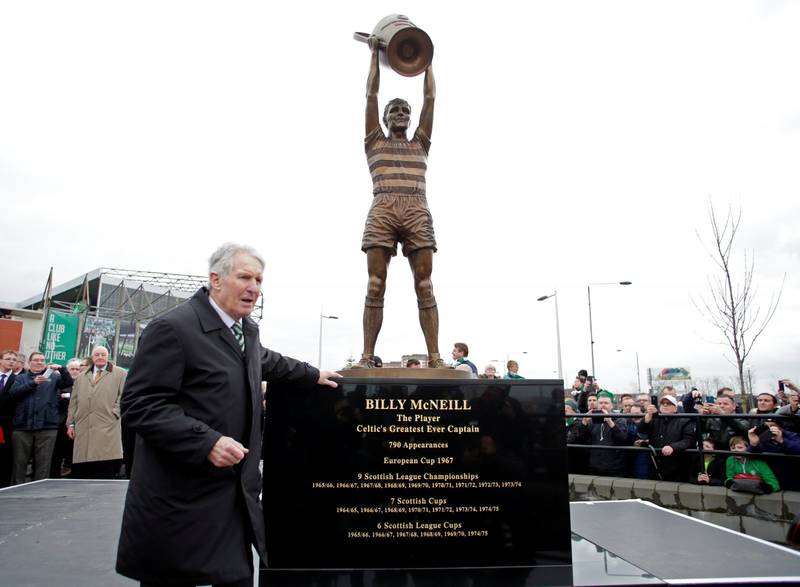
[383,98,411,132]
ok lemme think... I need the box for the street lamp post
[636,351,641,394]
[616,348,642,394]
[536,291,563,382]
[318,313,339,368]
[588,281,632,378]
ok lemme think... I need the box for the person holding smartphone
[748,390,779,428]
[683,387,749,450]
[573,390,628,477]
[694,438,724,486]
[748,419,800,490]
[571,369,589,394]
[575,375,599,413]
[7,351,72,484]
[637,394,695,481]
[777,381,799,433]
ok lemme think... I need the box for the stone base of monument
[261,378,573,586]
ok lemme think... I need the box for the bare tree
[694,375,745,396]
[692,376,720,395]
[694,199,785,410]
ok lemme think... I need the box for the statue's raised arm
[417,65,435,140]
[356,22,443,371]
[365,36,381,136]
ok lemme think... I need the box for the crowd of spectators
[567,372,800,493]
[0,347,127,487]
[2,342,796,498]
[0,339,532,486]
[438,341,526,381]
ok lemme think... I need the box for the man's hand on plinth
[318,370,342,388]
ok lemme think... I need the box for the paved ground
[3,481,799,586]
[0,479,134,587]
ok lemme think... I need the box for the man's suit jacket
[0,372,17,428]
[0,372,14,486]
[116,287,320,584]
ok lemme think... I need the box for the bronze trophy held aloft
[354,14,433,77]
[350,16,460,376]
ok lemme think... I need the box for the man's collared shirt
[207,293,242,330]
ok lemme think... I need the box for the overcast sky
[1,1,797,394]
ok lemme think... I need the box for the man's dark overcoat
[637,415,696,482]
[116,288,319,584]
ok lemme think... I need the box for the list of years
[310,399,525,541]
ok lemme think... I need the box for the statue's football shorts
[361,193,437,257]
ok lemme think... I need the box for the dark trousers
[121,419,136,479]
[71,459,121,479]
[12,429,57,484]
[140,576,252,587]
[0,422,12,488]
[50,420,73,477]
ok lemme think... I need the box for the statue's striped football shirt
[365,126,431,195]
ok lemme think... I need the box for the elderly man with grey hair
[117,243,340,587]
[67,346,126,479]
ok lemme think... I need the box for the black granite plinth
[261,378,572,586]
